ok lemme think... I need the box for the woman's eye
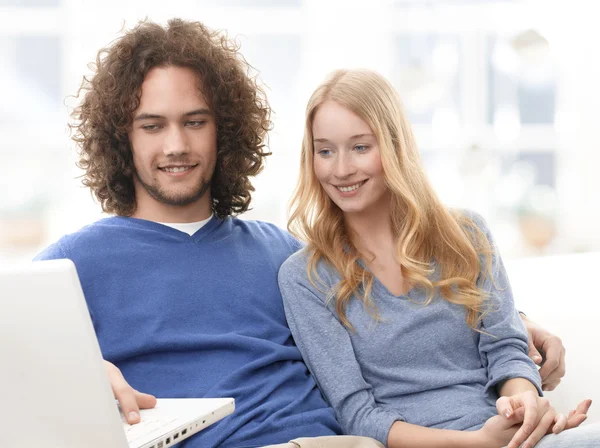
[317,148,332,157]
[354,145,369,152]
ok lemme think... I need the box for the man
[35,18,583,448]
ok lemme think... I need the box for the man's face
[128,65,217,221]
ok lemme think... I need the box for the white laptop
[0,259,235,448]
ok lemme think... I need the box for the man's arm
[34,244,158,424]
[104,361,157,424]
[520,313,566,391]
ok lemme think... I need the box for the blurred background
[1,0,598,263]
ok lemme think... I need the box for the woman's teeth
[337,181,366,192]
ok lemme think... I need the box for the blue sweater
[35,216,340,448]
[278,212,542,445]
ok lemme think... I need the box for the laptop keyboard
[122,415,180,445]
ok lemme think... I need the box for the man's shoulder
[34,217,121,261]
[230,217,286,235]
[228,217,304,252]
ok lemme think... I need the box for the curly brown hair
[70,18,272,218]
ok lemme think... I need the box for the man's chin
[158,191,208,207]
[143,181,211,208]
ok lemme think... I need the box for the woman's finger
[552,413,567,435]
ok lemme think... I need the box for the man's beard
[135,171,211,207]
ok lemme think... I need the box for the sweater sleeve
[33,240,68,261]
[470,213,543,396]
[278,254,403,445]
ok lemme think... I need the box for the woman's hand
[496,392,592,448]
[496,390,560,448]
[476,408,526,448]
[565,399,592,429]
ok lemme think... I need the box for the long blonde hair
[288,69,492,330]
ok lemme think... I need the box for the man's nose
[163,126,189,156]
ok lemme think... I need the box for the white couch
[505,252,600,424]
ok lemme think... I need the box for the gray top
[278,212,542,445]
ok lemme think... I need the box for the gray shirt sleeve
[471,213,543,395]
[279,256,403,444]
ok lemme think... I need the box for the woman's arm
[473,213,543,396]
[471,212,557,448]
[386,418,521,448]
[278,253,513,448]
[279,258,402,444]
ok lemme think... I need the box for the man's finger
[527,337,544,365]
[542,380,561,392]
[114,384,141,424]
[104,361,142,424]
[538,338,565,382]
[134,389,158,410]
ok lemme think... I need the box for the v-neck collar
[110,214,222,242]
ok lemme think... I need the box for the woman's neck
[344,204,394,256]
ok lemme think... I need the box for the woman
[278,69,598,448]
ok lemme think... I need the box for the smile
[336,180,367,193]
[159,165,197,173]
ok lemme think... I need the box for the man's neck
[132,198,213,224]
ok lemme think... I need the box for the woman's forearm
[387,420,482,448]
[499,377,539,397]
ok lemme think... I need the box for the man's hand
[521,314,566,391]
[104,360,157,424]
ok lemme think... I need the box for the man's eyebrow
[184,108,212,117]
[313,133,375,143]
[133,108,212,121]
[134,113,164,121]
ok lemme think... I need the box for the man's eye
[186,120,206,127]
[141,124,160,131]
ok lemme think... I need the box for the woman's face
[312,101,390,217]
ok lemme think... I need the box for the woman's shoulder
[279,248,309,282]
[279,248,340,289]
[451,208,492,237]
